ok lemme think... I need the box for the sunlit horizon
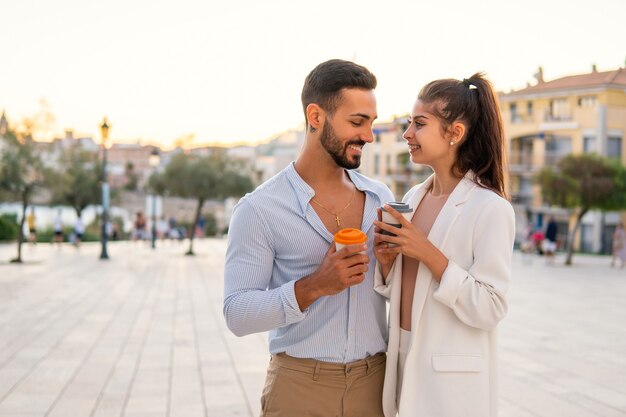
[1,0,624,149]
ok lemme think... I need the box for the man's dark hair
[301,59,377,127]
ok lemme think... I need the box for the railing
[387,168,431,184]
[511,192,533,206]
[509,150,570,172]
[543,115,573,122]
[510,114,533,124]
[543,150,570,167]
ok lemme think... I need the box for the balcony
[508,151,536,174]
[509,150,569,173]
[510,114,534,125]
[544,150,570,167]
[543,114,573,122]
[387,167,431,183]
[511,191,533,206]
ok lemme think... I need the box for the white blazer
[375,172,515,417]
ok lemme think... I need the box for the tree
[536,154,626,265]
[124,161,139,191]
[151,150,254,255]
[48,144,102,219]
[0,131,46,263]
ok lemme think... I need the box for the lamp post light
[148,147,161,249]
[100,117,111,260]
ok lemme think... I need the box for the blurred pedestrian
[27,207,37,244]
[134,211,147,241]
[168,216,178,240]
[196,215,205,238]
[53,209,64,245]
[532,228,545,255]
[111,222,120,241]
[157,216,169,240]
[543,216,558,263]
[73,216,84,247]
[611,223,626,268]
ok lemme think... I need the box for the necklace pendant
[335,216,341,227]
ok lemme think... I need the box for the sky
[1,0,625,149]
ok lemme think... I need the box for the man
[72,216,84,247]
[543,216,558,263]
[223,59,393,417]
[53,209,64,245]
[27,207,37,244]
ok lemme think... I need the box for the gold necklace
[311,186,356,228]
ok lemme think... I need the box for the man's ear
[306,103,324,133]
[448,121,466,145]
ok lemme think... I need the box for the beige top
[400,190,450,331]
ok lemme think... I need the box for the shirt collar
[285,162,378,216]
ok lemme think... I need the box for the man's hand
[295,243,369,310]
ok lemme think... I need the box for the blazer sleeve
[373,254,402,299]
[433,197,515,330]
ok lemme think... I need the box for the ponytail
[418,73,507,198]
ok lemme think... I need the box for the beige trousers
[260,353,386,417]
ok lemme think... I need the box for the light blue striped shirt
[223,162,394,363]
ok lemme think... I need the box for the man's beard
[319,121,365,170]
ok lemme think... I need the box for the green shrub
[36,227,74,243]
[204,213,217,236]
[0,214,18,241]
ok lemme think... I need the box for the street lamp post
[100,118,110,260]
[148,148,161,249]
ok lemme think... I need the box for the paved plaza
[0,239,624,417]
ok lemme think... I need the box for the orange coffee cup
[334,228,367,252]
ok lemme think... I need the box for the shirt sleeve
[223,198,307,337]
[433,197,515,331]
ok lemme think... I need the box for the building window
[548,99,570,121]
[514,176,533,205]
[519,176,533,194]
[545,136,572,165]
[608,136,622,159]
[527,101,533,116]
[583,136,597,153]
[578,96,597,108]
[374,133,380,143]
[510,103,518,123]
[374,154,380,175]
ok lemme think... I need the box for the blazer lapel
[407,173,478,344]
[428,174,477,248]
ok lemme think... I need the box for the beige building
[106,143,164,189]
[500,65,626,253]
[360,116,432,200]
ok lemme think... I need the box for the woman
[611,223,626,268]
[373,73,515,417]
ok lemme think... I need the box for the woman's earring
[450,141,454,146]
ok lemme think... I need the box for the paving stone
[0,241,625,416]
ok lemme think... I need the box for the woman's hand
[374,205,427,261]
[374,204,449,281]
